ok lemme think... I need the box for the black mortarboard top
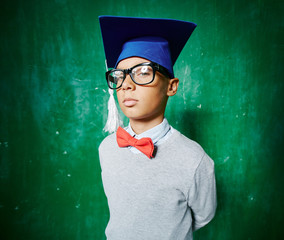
[99,15,197,78]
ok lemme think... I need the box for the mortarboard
[99,15,197,78]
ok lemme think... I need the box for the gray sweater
[99,128,217,240]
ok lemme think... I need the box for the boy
[98,16,217,240]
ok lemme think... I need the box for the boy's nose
[121,74,135,90]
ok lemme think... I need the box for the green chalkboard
[1,0,283,239]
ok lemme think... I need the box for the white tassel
[103,88,124,133]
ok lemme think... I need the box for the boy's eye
[141,66,149,73]
[109,71,124,84]
[114,71,123,78]
[134,66,152,76]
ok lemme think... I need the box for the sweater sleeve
[187,152,217,231]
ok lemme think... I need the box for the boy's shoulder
[165,128,214,177]
[99,132,117,152]
[169,128,206,156]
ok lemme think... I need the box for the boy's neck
[129,116,164,135]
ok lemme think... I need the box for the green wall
[1,0,283,239]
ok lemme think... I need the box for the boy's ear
[167,78,179,96]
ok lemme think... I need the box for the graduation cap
[99,16,197,133]
[99,15,197,78]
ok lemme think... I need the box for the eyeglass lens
[108,65,154,89]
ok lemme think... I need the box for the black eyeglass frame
[105,62,171,90]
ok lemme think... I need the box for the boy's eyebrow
[115,62,150,71]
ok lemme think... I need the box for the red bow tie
[116,127,155,159]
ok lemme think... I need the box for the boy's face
[116,57,171,124]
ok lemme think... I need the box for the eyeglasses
[105,62,171,89]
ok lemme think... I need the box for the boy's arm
[188,153,217,231]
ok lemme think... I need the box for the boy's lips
[123,98,138,107]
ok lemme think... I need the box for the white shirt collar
[125,118,171,145]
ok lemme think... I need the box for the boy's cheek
[116,92,123,103]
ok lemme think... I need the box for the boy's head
[99,16,196,130]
